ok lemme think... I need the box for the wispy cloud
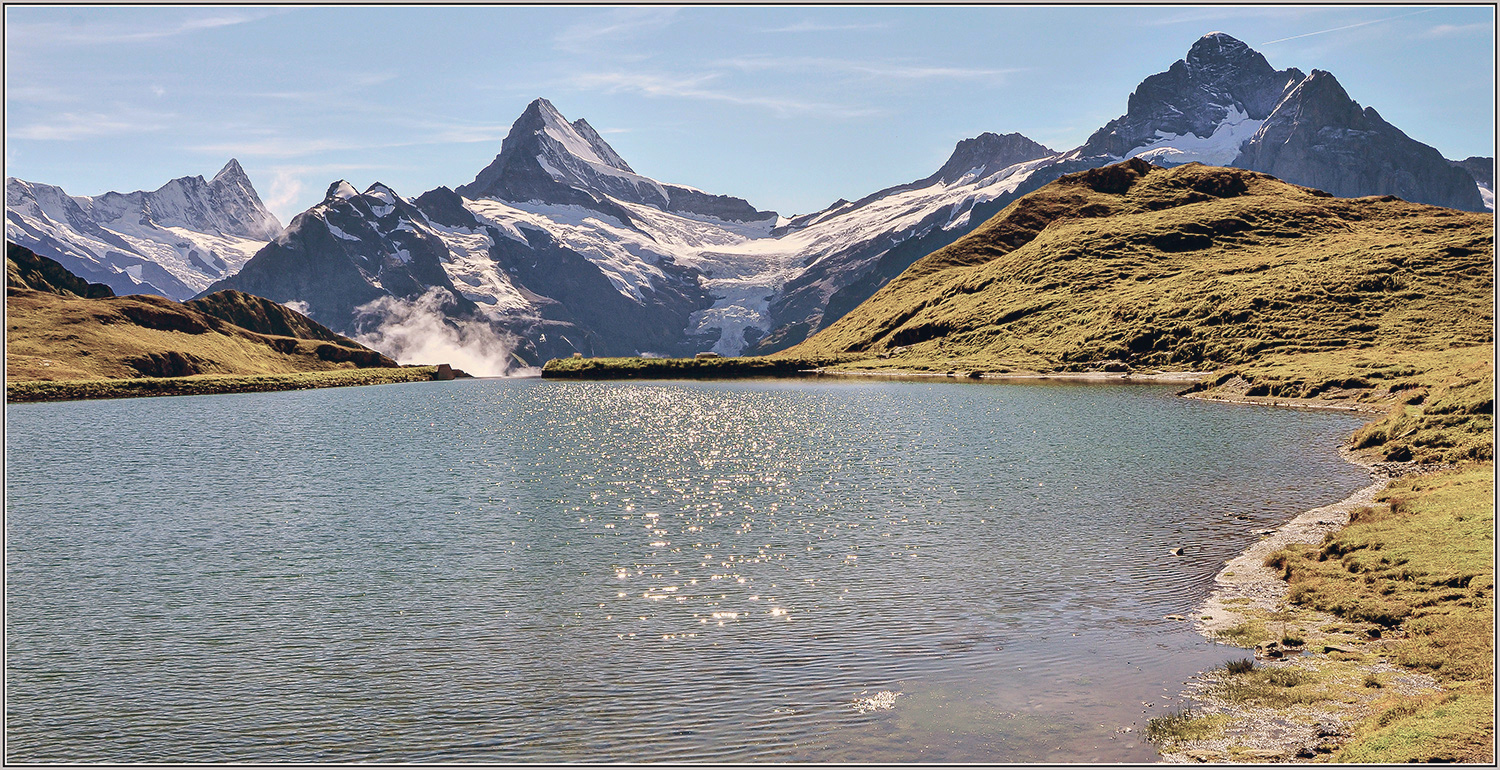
[761,20,891,34]
[4,84,81,105]
[191,137,379,159]
[243,73,399,103]
[1140,7,1291,27]
[1260,9,1437,46]
[9,9,284,46]
[569,71,878,118]
[10,108,174,140]
[719,55,1021,81]
[552,8,679,55]
[1423,22,1492,38]
[192,119,514,159]
[265,170,305,217]
[263,162,386,218]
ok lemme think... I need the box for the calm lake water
[5,377,1371,763]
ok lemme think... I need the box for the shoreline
[808,367,1212,383]
[1158,446,1448,763]
[1181,390,1388,414]
[5,366,440,404]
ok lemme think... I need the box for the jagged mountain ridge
[1078,32,1304,163]
[1234,69,1484,211]
[212,98,1081,359]
[17,32,1489,363]
[5,159,282,299]
[1074,32,1485,212]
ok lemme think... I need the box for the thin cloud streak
[719,55,1021,81]
[11,110,174,140]
[1423,23,1492,38]
[569,71,878,118]
[9,9,283,46]
[761,20,891,33]
[552,8,678,54]
[1260,9,1436,46]
[192,123,518,159]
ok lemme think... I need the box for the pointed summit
[212,158,249,185]
[325,180,359,202]
[1186,32,1258,65]
[1077,33,1302,160]
[928,132,1056,185]
[457,98,775,222]
[570,117,633,173]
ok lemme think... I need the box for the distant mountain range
[6,159,280,299]
[8,33,1492,364]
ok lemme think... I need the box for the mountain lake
[4,376,1373,762]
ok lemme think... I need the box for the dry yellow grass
[6,288,392,382]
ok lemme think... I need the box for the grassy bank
[1150,345,1493,762]
[6,366,439,403]
[541,355,842,379]
[1269,464,1494,762]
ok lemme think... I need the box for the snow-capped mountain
[458,98,775,225]
[25,32,1486,363]
[5,159,281,299]
[208,35,1493,362]
[201,180,475,330]
[1077,32,1302,166]
[1074,32,1486,212]
[202,174,725,364]
[208,99,1087,359]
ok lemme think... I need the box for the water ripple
[6,379,1370,763]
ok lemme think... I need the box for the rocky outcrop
[1450,156,1494,190]
[926,132,1057,185]
[184,290,364,347]
[201,181,476,334]
[1235,70,1486,212]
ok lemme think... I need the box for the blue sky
[5,5,1494,223]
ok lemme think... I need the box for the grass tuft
[1146,707,1229,744]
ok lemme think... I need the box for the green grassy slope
[6,242,398,382]
[787,159,1493,374]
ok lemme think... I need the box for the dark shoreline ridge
[540,355,843,379]
[6,367,440,404]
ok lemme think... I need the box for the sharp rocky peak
[212,158,250,186]
[1075,32,1303,160]
[458,98,774,222]
[1184,32,1270,73]
[930,132,1056,185]
[325,180,360,202]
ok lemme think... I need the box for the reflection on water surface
[5,378,1370,762]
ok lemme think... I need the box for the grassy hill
[788,159,1492,372]
[6,242,399,385]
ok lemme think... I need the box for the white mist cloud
[353,288,537,378]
